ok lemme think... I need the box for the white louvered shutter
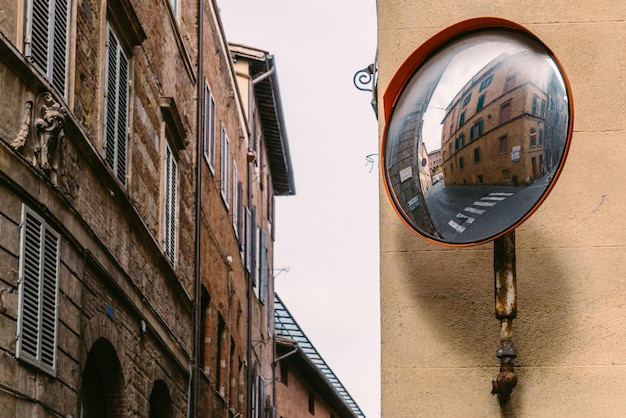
[17,206,60,376]
[164,143,177,264]
[259,230,267,303]
[27,0,69,96]
[104,24,129,185]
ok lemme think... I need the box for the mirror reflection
[383,29,571,245]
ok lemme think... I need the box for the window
[26,0,70,96]
[199,287,210,369]
[474,147,481,163]
[502,169,511,180]
[539,129,544,145]
[220,126,230,206]
[459,156,464,169]
[308,391,315,415]
[479,74,493,91]
[540,99,546,118]
[462,93,471,108]
[476,94,486,111]
[164,142,178,265]
[504,74,516,92]
[245,207,252,273]
[470,119,483,141]
[16,204,60,376]
[499,135,508,154]
[257,376,265,418]
[259,230,267,304]
[478,174,484,183]
[103,24,129,185]
[203,83,216,172]
[233,163,239,235]
[459,111,466,126]
[280,360,289,386]
[532,94,539,115]
[216,315,226,395]
[499,101,512,124]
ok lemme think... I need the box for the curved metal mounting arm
[353,54,379,118]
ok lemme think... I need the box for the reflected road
[424,176,551,243]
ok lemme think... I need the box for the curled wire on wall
[0,287,14,314]
[365,154,378,173]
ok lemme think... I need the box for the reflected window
[530,128,537,147]
[455,133,465,150]
[499,135,508,154]
[500,101,512,124]
[479,74,493,91]
[470,119,483,140]
[532,95,539,115]
[504,74,516,91]
[477,94,486,111]
[462,94,472,108]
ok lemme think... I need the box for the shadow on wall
[393,224,572,409]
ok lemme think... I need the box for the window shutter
[164,144,177,264]
[232,163,239,235]
[104,25,129,185]
[30,0,50,76]
[259,230,267,303]
[40,227,59,367]
[17,206,59,376]
[20,213,43,361]
[51,0,69,94]
[28,0,69,95]
[237,182,244,240]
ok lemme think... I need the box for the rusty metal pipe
[491,232,518,404]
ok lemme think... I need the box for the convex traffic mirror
[382,19,573,245]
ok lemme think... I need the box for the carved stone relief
[11,92,67,183]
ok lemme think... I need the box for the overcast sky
[216,1,381,416]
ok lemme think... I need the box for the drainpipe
[191,0,205,416]
[491,231,518,404]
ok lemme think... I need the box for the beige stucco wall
[378,2,626,416]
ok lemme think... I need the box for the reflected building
[386,106,438,236]
[428,149,443,175]
[441,52,568,187]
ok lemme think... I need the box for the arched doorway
[149,379,174,418]
[80,338,126,417]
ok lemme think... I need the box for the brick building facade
[0,0,296,417]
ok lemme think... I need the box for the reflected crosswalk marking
[448,191,515,235]
[464,207,485,215]
[448,220,466,233]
